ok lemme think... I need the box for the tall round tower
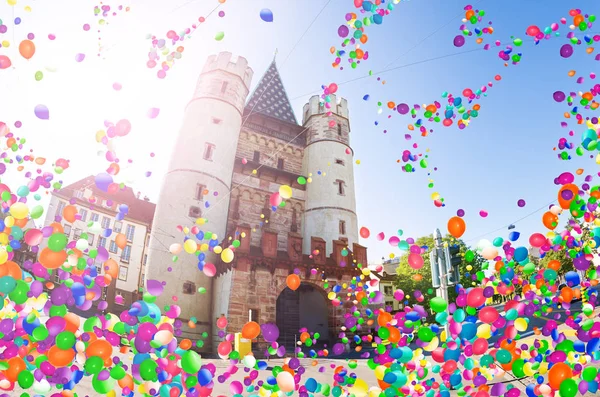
[302,95,358,256]
[146,52,253,349]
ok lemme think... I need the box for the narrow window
[337,124,342,136]
[339,220,346,235]
[98,237,107,248]
[118,266,128,281]
[56,201,66,218]
[114,221,122,233]
[204,143,215,161]
[88,233,95,246]
[277,158,284,170]
[126,225,135,242]
[79,209,88,222]
[335,159,344,166]
[336,180,345,195]
[101,216,110,229]
[63,224,72,238]
[75,190,84,199]
[121,245,131,263]
[73,229,82,241]
[196,184,206,200]
[249,309,259,323]
[253,151,260,162]
[144,254,148,265]
[220,81,228,94]
[91,213,99,222]
[109,240,118,254]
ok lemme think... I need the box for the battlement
[302,94,349,124]
[201,52,254,90]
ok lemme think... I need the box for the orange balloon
[241,321,260,340]
[48,345,75,367]
[86,340,112,360]
[300,332,310,343]
[548,362,573,390]
[50,222,64,234]
[542,211,559,230]
[39,247,67,269]
[447,216,466,238]
[4,357,25,382]
[561,286,574,303]
[115,233,127,249]
[104,258,119,279]
[558,184,578,209]
[0,261,22,280]
[118,374,134,390]
[547,260,561,271]
[18,40,36,60]
[286,274,300,291]
[64,313,80,333]
[62,205,77,223]
[179,339,192,350]
[388,326,400,343]
[377,311,392,327]
[14,218,28,228]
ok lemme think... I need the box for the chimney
[144,196,150,202]
[136,191,141,199]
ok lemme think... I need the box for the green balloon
[583,367,597,382]
[496,349,512,364]
[83,316,102,332]
[48,232,68,252]
[84,356,104,375]
[430,297,448,313]
[34,71,44,81]
[559,378,577,397]
[465,250,475,262]
[511,359,525,378]
[49,304,67,317]
[378,326,390,340]
[110,365,126,380]
[140,359,158,381]
[92,374,115,394]
[0,276,17,294]
[32,326,49,342]
[9,280,28,305]
[17,370,34,389]
[417,327,434,342]
[56,331,76,350]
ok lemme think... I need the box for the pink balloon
[24,229,43,246]
[116,119,131,136]
[203,263,216,277]
[218,341,232,356]
[270,193,282,207]
[0,55,11,69]
[529,233,546,248]
[472,338,488,355]
[408,253,424,269]
[147,108,160,119]
[467,288,486,308]
[478,306,499,324]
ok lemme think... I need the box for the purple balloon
[260,323,279,342]
[397,103,409,115]
[146,279,164,296]
[34,104,49,120]
[560,44,573,58]
[517,199,526,207]
[337,25,349,38]
[453,35,465,47]
[553,91,566,102]
[332,343,345,355]
[94,172,113,192]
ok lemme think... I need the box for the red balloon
[466,288,486,308]
[478,306,499,324]
[359,227,370,239]
[408,253,424,269]
[526,25,541,36]
[528,233,546,248]
[472,338,488,355]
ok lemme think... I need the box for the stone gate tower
[146,53,253,346]
[301,95,359,256]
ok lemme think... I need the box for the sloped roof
[244,60,298,125]
[56,176,156,226]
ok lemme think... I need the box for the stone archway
[275,282,332,351]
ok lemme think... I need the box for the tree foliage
[393,234,485,312]
[538,249,574,277]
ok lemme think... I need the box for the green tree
[393,234,485,312]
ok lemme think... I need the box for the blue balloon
[373,13,383,24]
[305,378,318,393]
[514,246,528,262]
[508,231,520,241]
[259,8,273,22]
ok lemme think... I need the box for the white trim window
[109,240,118,254]
[121,245,131,263]
[79,209,88,222]
[101,216,110,229]
[126,225,135,242]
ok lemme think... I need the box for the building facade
[41,176,155,316]
[146,52,367,353]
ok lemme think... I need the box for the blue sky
[0,0,598,263]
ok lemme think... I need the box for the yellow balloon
[200,243,209,251]
[213,246,223,254]
[183,239,197,254]
[349,379,369,397]
[95,130,106,142]
[476,324,491,339]
[4,216,14,228]
[220,248,234,263]
[374,365,386,380]
[7,0,17,5]
[328,292,336,300]
[0,250,7,265]
[514,318,528,332]
[9,203,28,220]
[0,233,8,245]
[361,268,370,276]
[279,185,292,199]
[423,336,439,352]
[1,40,9,48]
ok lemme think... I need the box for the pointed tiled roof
[245,60,298,125]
